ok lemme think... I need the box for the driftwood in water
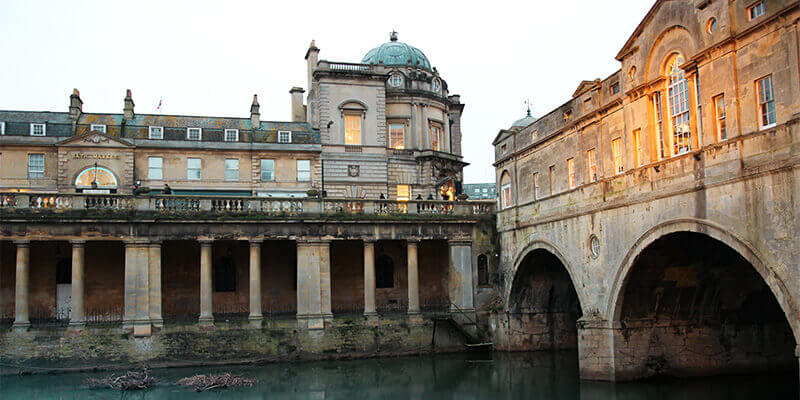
[176,373,255,391]
[86,369,156,391]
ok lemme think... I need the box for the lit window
[430,124,443,151]
[633,129,644,166]
[667,55,691,155]
[757,75,776,128]
[149,126,163,139]
[389,75,403,87]
[344,115,360,145]
[187,128,202,141]
[612,138,624,174]
[549,165,555,195]
[187,158,201,180]
[653,92,666,159]
[567,158,575,188]
[278,130,292,143]
[297,160,310,182]
[30,123,46,136]
[533,172,540,200]
[91,124,106,133]
[28,153,44,179]
[224,129,239,142]
[389,124,405,149]
[396,184,410,201]
[260,159,274,181]
[225,159,239,181]
[148,157,163,180]
[713,94,727,140]
[587,149,598,182]
[748,1,765,20]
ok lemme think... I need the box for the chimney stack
[123,89,135,120]
[305,40,320,91]
[250,94,260,129]
[290,87,306,122]
[69,88,83,120]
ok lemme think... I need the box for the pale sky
[0,0,653,183]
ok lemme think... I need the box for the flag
[156,97,163,112]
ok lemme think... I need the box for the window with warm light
[567,158,575,189]
[396,184,410,201]
[389,123,405,149]
[633,129,643,166]
[344,115,360,145]
[587,149,598,182]
[667,55,691,155]
[757,75,776,129]
[713,94,727,140]
[430,124,442,151]
[653,92,666,159]
[612,138,624,174]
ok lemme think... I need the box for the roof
[616,0,663,61]
[361,32,432,70]
[511,108,537,129]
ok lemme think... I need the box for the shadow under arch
[505,240,584,312]
[606,217,799,347]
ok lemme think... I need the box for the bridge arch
[506,240,584,312]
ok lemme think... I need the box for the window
[260,159,275,181]
[149,126,163,140]
[757,75,776,128]
[667,55,691,155]
[748,1,765,20]
[567,158,575,189]
[0,121,4,135]
[610,83,620,95]
[533,172,540,200]
[278,130,292,143]
[376,255,394,289]
[389,75,403,87]
[629,66,637,79]
[713,94,727,140]
[549,165,555,195]
[501,144,507,154]
[653,92,666,159]
[396,184,410,201]
[148,157,163,180]
[389,123,405,149]
[583,97,592,112]
[214,250,236,292]
[477,254,489,286]
[297,160,310,182]
[28,153,44,179]
[612,138,624,174]
[91,124,106,133]
[187,128,202,141]
[500,172,512,209]
[633,129,644,166]
[225,159,239,181]
[707,18,717,34]
[224,129,239,142]
[430,124,442,151]
[587,149,598,182]
[30,123,45,136]
[432,78,441,93]
[187,158,201,180]
[344,115,360,145]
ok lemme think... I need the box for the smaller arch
[74,166,118,188]
[499,170,512,209]
[338,99,368,112]
[644,25,696,82]
[505,240,585,313]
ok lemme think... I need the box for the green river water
[0,352,797,399]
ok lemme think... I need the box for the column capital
[249,239,264,245]
[406,238,421,244]
[297,237,332,245]
[448,238,472,246]
[70,239,87,246]
[363,238,378,244]
[198,238,214,246]
[13,240,30,246]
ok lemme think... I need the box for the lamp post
[90,162,98,190]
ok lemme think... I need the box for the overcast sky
[0,0,653,183]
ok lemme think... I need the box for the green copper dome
[362,32,432,70]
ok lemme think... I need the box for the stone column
[448,239,475,315]
[124,240,151,335]
[248,240,263,326]
[296,239,332,329]
[198,240,214,327]
[577,318,617,381]
[12,240,30,330]
[148,241,163,327]
[69,240,86,329]
[363,239,377,318]
[407,239,420,315]
[123,241,137,329]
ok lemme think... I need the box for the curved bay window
[667,55,691,155]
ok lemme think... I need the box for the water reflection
[0,352,796,399]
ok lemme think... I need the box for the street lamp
[91,162,98,189]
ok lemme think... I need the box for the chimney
[123,89,135,120]
[69,88,83,120]
[304,40,319,91]
[250,94,260,129]
[290,87,306,122]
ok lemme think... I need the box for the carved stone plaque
[347,165,360,177]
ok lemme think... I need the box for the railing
[0,192,495,218]
[324,62,372,72]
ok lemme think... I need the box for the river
[1,352,797,399]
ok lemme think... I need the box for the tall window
[149,126,163,140]
[28,153,44,179]
[148,157,163,180]
[187,158,201,180]
[430,124,442,151]
[587,149,598,182]
[653,92,666,159]
[224,129,239,142]
[533,172,540,200]
[500,172,512,209]
[633,129,643,166]
[748,1,765,20]
[187,128,202,141]
[612,138,624,174]
[567,158,575,189]
[30,123,45,136]
[713,94,727,140]
[667,55,691,155]
[278,130,292,143]
[297,160,310,182]
[757,75,776,128]
[91,124,106,133]
[260,159,275,181]
[396,184,410,201]
[389,123,405,149]
[549,165,555,195]
[344,115,360,145]
[225,159,239,181]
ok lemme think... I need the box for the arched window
[477,254,489,286]
[667,55,691,155]
[376,254,394,288]
[74,166,118,189]
[499,171,512,209]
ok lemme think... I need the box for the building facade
[463,183,497,200]
[494,0,800,381]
